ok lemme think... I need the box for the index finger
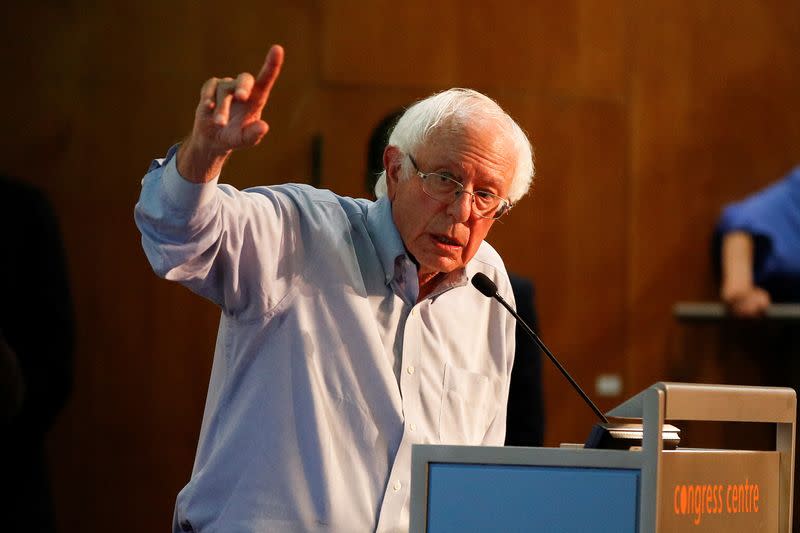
[253,45,285,103]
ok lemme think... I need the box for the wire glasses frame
[408,155,512,220]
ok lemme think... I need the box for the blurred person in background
[714,166,800,317]
[1,174,74,533]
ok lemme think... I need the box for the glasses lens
[473,191,500,214]
[489,201,509,219]
[422,174,459,200]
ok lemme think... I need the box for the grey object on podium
[410,382,796,532]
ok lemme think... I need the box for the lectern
[410,382,796,532]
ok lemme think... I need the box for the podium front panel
[425,463,639,532]
[659,450,779,531]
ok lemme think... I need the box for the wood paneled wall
[2,1,798,531]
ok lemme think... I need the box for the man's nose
[446,191,473,222]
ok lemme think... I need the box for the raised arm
[177,45,284,183]
[720,230,771,317]
[136,45,307,318]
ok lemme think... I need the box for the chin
[427,259,463,274]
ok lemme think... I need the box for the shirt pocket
[438,363,493,444]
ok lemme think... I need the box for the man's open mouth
[432,234,461,246]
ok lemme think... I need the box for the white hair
[373,88,534,204]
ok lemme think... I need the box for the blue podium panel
[427,463,640,532]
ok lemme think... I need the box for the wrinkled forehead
[420,118,519,188]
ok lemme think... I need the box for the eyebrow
[421,155,507,195]
[431,166,503,189]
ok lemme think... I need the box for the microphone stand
[471,273,679,450]
[489,291,608,424]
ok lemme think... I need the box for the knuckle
[200,78,216,94]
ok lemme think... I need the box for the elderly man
[135,45,534,532]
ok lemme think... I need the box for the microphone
[472,272,680,450]
[472,272,608,424]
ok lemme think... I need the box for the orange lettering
[753,484,759,513]
[693,485,703,525]
[673,480,760,521]
[744,479,750,512]
[737,484,743,512]
[681,485,688,514]
[726,484,732,513]
[738,484,745,512]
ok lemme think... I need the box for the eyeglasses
[408,155,512,220]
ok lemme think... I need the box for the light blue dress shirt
[135,146,517,533]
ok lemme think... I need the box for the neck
[417,271,444,302]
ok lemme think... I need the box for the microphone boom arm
[490,292,609,424]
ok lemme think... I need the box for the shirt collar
[365,195,470,300]
[366,196,408,286]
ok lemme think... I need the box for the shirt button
[409,422,417,432]
[407,365,415,375]
[393,481,402,492]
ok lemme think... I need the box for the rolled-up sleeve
[134,147,307,318]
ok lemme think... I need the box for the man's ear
[383,145,403,199]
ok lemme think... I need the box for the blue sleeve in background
[714,167,800,301]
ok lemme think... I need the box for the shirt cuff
[161,150,220,211]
